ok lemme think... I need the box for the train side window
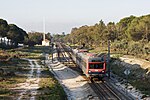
[89,63,104,69]
[95,64,99,68]
[89,64,94,69]
[97,63,103,69]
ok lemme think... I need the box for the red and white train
[71,48,107,79]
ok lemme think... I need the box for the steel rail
[102,82,122,100]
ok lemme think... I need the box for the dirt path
[120,56,150,73]
[16,59,41,100]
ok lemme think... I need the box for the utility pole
[51,43,54,63]
[145,23,148,42]
[108,40,111,79]
[43,51,46,66]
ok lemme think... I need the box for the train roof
[73,49,107,62]
[78,49,88,53]
[78,49,106,57]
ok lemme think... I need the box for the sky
[0,0,150,34]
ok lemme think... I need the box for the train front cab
[87,60,106,79]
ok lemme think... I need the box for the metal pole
[43,51,46,66]
[108,40,111,79]
[52,48,53,63]
[52,43,54,63]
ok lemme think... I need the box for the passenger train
[71,48,107,79]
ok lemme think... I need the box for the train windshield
[89,63,103,69]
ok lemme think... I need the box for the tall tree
[106,22,117,42]
[27,32,43,46]
[46,32,52,40]
[0,19,9,43]
[7,24,27,47]
[116,15,135,40]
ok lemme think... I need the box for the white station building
[42,33,50,46]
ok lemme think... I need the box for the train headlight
[88,70,91,73]
[102,71,104,73]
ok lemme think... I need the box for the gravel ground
[46,52,99,100]
[112,55,150,100]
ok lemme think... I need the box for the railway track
[55,42,134,100]
[56,42,83,73]
[56,42,70,62]
[89,80,121,100]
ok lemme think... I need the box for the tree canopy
[0,18,28,48]
[0,19,9,38]
[64,14,150,46]
[27,32,52,46]
[63,14,150,60]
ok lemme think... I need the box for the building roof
[43,39,50,42]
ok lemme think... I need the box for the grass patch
[5,46,52,60]
[0,58,29,99]
[38,68,67,100]
[0,88,11,95]
[131,79,150,95]
[111,54,124,58]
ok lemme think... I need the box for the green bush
[0,88,10,95]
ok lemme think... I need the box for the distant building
[42,31,50,46]
[0,37,11,45]
[42,39,50,46]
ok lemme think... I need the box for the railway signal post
[108,40,111,79]
[51,43,54,63]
